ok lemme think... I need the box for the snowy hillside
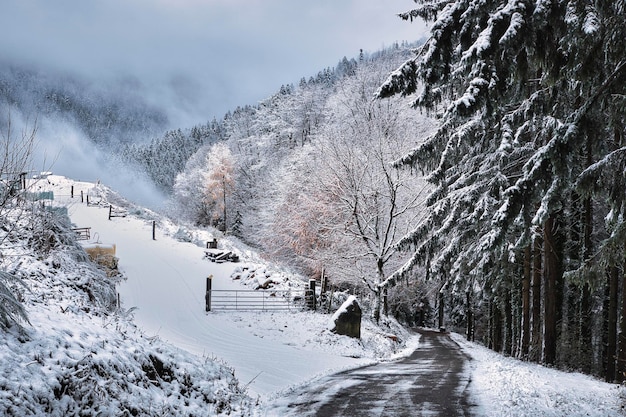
[34,175,411,399]
[0,180,253,415]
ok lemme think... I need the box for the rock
[330,296,361,339]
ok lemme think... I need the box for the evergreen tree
[379,0,626,372]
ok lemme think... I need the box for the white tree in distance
[203,143,235,233]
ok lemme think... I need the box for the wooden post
[81,190,84,203]
[320,268,327,294]
[87,194,90,205]
[71,185,74,198]
[108,205,112,220]
[152,221,156,240]
[205,275,213,312]
[307,279,317,310]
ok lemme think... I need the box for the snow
[451,333,626,416]
[11,174,625,416]
[37,176,407,399]
[329,294,357,329]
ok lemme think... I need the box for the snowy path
[44,177,371,398]
[267,329,471,416]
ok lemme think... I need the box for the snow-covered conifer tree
[379,0,626,373]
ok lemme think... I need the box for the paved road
[266,329,473,416]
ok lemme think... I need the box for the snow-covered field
[9,174,625,416]
[39,176,409,399]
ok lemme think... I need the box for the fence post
[152,221,156,240]
[108,205,112,220]
[205,275,213,312]
[81,190,84,203]
[71,185,74,198]
[307,279,317,310]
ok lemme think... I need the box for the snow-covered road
[44,177,371,398]
[268,329,471,416]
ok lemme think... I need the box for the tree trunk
[530,235,542,362]
[618,258,626,383]
[505,286,513,356]
[372,264,385,323]
[580,133,594,373]
[466,290,473,341]
[373,288,382,323]
[606,266,618,382]
[521,245,531,357]
[222,176,227,232]
[492,301,502,353]
[438,289,445,330]
[543,215,562,365]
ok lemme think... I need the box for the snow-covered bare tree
[203,143,235,232]
[315,128,428,322]
[307,59,432,322]
[171,146,211,224]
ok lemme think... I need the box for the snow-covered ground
[39,176,412,398]
[25,175,626,416]
[451,333,626,416]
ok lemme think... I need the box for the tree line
[378,0,626,380]
[0,64,168,146]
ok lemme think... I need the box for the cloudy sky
[1,0,428,126]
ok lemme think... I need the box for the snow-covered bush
[0,270,29,330]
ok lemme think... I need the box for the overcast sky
[1,0,428,126]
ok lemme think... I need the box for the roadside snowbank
[451,333,626,416]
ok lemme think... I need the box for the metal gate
[207,289,312,311]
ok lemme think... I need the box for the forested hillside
[120,42,438,323]
[0,63,168,145]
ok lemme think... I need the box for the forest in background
[0,63,169,144]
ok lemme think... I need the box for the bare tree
[315,128,428,321]
[203,143,235,232]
